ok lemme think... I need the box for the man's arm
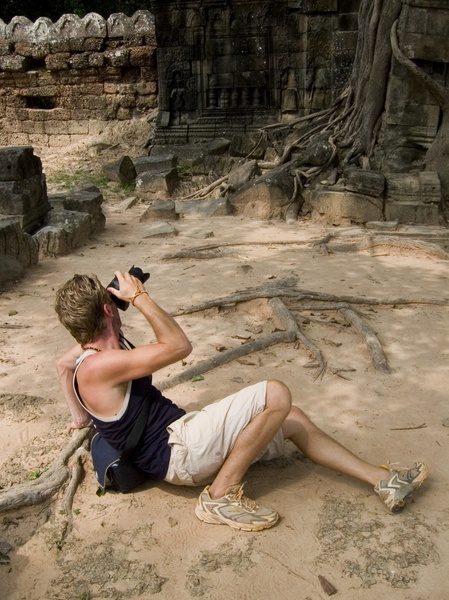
[56,344,91,431]
[96,271,193,385]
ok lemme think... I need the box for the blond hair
[54,274,111,345]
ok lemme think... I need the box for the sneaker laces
[379,462,406,473]
[227,484,259,512]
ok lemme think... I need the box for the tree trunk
[341,0,402,159]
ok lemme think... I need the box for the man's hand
[107,271,147,305]
[66,418,92,433]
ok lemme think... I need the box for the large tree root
[338,307,391,374]
[175,281,448,316]
[57,441,90,543]
[174,281,447,375]
[158,297,299,391]
[313,232,449,261]
[0,428,91,513]
[162,240,315,261]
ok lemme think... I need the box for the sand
[0,139,448,600]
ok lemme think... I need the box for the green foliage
[177,163,192,176]
[28,468,42,480]
[47,170,108,190]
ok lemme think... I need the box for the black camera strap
[118,335,153,459]
[121,395,151,460]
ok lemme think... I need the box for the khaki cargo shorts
[164,380,285,486]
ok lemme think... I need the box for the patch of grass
[46,170,108,190]
[177,163,192,176]
[28,468,42,480]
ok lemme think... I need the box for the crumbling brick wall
[0,11,157,150]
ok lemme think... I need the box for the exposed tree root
[57,441,90,542]
[158,297,299,391]
[175,282,449,316]
[174,281,447,375]
[311,231,449,260]
[338,307,391,374]
[162,240,315,261]
[0,428,91,513]
[184,175,228,199]
[360,236,449,260]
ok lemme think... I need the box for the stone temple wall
[0,11,157,150]
[149,0,362,144]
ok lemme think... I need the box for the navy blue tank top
[74,350,185,480]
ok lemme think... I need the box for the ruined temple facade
[149,0,361,143]
[0,11,157,149]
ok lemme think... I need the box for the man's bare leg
[282,405,388,485]
[208,379,291,499]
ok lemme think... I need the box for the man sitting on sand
[54,270,429,531]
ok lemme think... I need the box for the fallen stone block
[307,187,384,225]
[139,200,178,222]
[0,146,50,233]
[175,197,231,218]
[48,187,106,233]
[136,168,180,198]
[0,146,42,181]
[34,210,91,258]
[206,137,231,156]
[103,156,137,184]
[151,144,207,175]
[0,255,25,284]
[134,153,177,175]
[141,222,178,238]
[0,219,38,267]
[228,160,260,190]
[296,133,335,167]
[229,161,296,219]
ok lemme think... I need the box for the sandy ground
[0,139,449,599]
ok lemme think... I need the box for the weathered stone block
[206,137,231,156]
[229,161,296,219]
[0,146,42,181]
[48,187,106,233]
[0,175,50,232]
[385,171,441,204]
[136,168,179,197]
[344,168,385,197]
[385,202,439,225]
[103,156,137,184]
[34,209,91,257]
[0,55,31,71]
[229,133,267,159]
[129,46,155,66]
[228,160,260,190]
[139,199,177,222]
[0,254,25,283]
[308,188,384,225]
[297,133,335,166]
[419,171,441,203]
[134,153,177,175]
[0,219,38,266]
[175,197,231,218]
[45,53,70,70]
[141,222,178,238]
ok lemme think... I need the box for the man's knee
[266,379,292,414]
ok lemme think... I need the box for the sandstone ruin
[1,2,449,284]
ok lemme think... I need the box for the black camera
[107,266,150,311]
